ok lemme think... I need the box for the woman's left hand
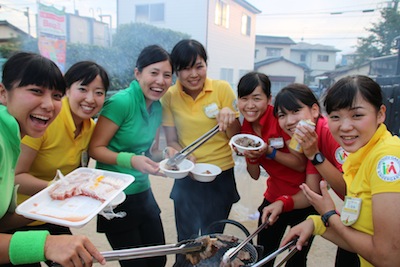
[301,180,335,215]
[216,107,236,131]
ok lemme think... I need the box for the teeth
[343,136,355,140]
[32,114,50,121]
[151,88,163,92]
[82,106,94,111]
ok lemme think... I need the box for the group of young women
[1,39,399,267]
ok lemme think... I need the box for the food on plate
[235,137,261,148]
[202,170,212,174]
[48,172,125,202]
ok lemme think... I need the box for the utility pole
[24,7,31,37]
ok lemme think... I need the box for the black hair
[274,83,320,116]
[324,75,383,114]
[237,71,271,98]
[2,52,66,94]
[136,45,173,74]
[170,39,207,72]
[64,61,110,93]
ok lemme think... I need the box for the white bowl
[191,163,222,182]
[159,158,195,179]
[229,134,265,154]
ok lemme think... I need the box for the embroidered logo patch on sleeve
[335,147,349,165]
[377,155,400,182]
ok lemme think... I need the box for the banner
[37,3,66,72]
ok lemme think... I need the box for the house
[116,0,261,88]
[0,20,31,43]
[319,54,399,86]
[290,42,340,83]
[254,56,305,97]
[255,35,296,62]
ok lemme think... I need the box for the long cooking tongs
[251,239,298,267]
[165,124,220,168]
[223,221,269,263]
[101,241,204,261]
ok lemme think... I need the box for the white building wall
[0,26,20,39]
[206,0,256,84]
[69,16,90,44]
[256,61,304,83]
[255,43,291,62]
[117,0,208,43]
[117,0,258,86]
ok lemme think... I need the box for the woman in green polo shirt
[89,45,173,267]
[0,52,105,266]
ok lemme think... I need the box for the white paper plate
[16,168,134,228]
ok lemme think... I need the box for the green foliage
[354,3,400,65]
[2,23,190,91]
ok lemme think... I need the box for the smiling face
[176,55,207,96]
[238,85,270,123]
[135,60,173,107]
[1,83,63,138]
[66,75,106,125]
[327,92,385,153]
[277,102,320,136]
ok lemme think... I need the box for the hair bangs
[273,89,303,115]
[18,57,66,94]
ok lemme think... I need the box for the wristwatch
[311,152,325,165]
[321,210,338,227]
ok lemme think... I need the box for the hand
[243,143,268,159]
[44,235,105,267]
[301,180,335,215]
[131,155,165,176]
[216,107,236,131]
[280,218,314,251]
[294,125,319,159]
[261,201,284,225]
[162,146,179,159]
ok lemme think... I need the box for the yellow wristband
[307,215,327,236]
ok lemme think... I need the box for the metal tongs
[165,124,220,168]
[101,240,204,261]
[51,241,204,266]
[222,221,269,264]
[251,238,298,267]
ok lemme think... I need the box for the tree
[2,23,189,91]
[354,0,400,65]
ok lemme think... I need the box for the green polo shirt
[96,80,162,195]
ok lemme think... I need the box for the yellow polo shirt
[342,124,400,266]
[312,124,400,267]
[19,97,95,205]
[161,78,239,170]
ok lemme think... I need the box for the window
[300,54,306,62]
[135,3,164,23]
[220,68,234,86]
[215,0,229,28]
[255,49,259,59]
[266,48,281,57]
[317,55,329,62]
[241,14,251,36]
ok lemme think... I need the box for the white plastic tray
[16,167,134,228]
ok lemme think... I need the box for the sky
[0,0,387,55]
